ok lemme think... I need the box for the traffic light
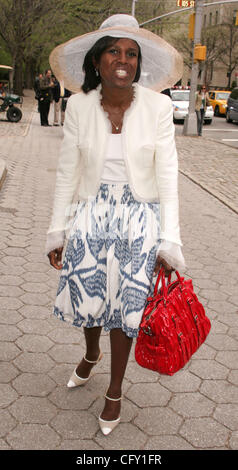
[236,11,238,26]
[194,44,207,61]
[188,13,195,39]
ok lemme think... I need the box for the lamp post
[132,0,138,17]
[183,0,205,136]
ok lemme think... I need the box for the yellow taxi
[208,90,230,116]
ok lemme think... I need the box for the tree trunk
[25,58,36,89]
[13,48,24,95]
[227,72,231,88]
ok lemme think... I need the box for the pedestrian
[60,88,72,126]
[34,73,43,112]
[34,73,43,97]
[195,84,210,136]
[52,76,61,126]
[38,69,54,126]
[46,14,185,436]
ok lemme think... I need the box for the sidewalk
[0,90,37,189]
[0,92,237,450]
[176,134,238,215]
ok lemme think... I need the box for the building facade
[201,0,238,88]
[161,0,238,90]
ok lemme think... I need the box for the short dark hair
[82,36,142,94]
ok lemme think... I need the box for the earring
[95,68,99,77]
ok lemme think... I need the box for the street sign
[176,1,195,7]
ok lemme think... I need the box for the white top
[100,134,128,183]
[201,92,205,109]
[99,134,185,271]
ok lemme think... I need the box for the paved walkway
[176,135,238,215]
[0,91,238,450]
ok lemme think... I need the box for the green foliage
[0,39,11,66]
[0,0,171,90]
[3,0,234,92]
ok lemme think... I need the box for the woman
[46,14,185,435]
[195,84,210,136]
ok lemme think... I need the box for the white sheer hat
[49,14,183,93]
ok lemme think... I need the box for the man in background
[39,69,54,126]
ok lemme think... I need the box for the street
[0,92,238,451]
[175,115,238,149]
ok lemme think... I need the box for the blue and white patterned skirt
[54,183,161,338]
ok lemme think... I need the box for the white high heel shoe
[99,394,122,436]
[67,351,103,388]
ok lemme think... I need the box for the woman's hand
[154,255,174,277]
[48,247,64,270]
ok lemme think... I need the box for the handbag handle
[154,267,167,296]
[154,267,182,300]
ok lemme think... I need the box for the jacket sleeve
[157,240,186,271]
[155,95,186,270]
[45,95,81,255]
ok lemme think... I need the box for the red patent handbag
[135,267,211,376]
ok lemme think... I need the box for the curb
[176,135,238,215]
[205,136,238,150]
[0,158,7,190]
[176,134,238,150]
[179,168,238,215]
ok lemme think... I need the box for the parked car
[226,87,238,123]
[208,90,230,116]
[170,89,214,124]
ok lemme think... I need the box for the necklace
[110,119,122,132]
[101,89,134,133]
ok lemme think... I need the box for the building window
[209,12,212,25]
[215,11,218,24]
[203,14,206,26]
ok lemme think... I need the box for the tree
[23,1,75,89]
[218,14,238,88]
[200,9,238,88]
[0,0,128,93]
[0,0,191,94]
[200,26,225,85]
[65,0,116,32]
[169,31,193,71]
[0,0,66,94]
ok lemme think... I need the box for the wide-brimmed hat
[49,14,183,93]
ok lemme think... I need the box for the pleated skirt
[53,183,161,338]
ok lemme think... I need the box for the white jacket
[46,84,185,270]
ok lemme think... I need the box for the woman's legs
[75,326,133,420]
[196,109,205,136]
[76,326,102,378]
[100,328,133,421]
[199,108,205,135]
[196,110,201,135]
